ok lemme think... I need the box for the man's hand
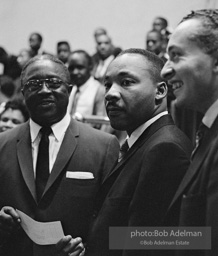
[0,206,21,245]
[56,236,85,256]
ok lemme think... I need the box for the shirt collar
[128,111,168,148]
[202,98,218,128]
[30,113,71,143]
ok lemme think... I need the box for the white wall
[0,0,217,56]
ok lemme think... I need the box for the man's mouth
[170,81,183,90]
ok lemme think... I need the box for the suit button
[92,210,98,218]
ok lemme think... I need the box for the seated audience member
[57,41,71,66]
[0,47,21,80]
[67,50,105,124]
[0,99,29,132]
[92,34,119,83]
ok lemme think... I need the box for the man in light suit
[86,48,192,255]
[0,54,120,256]
[161,9,218,255]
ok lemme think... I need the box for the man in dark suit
[161,9,218,255]
[86,48,192,255]
[0,54,120,256]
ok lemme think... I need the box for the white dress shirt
[202,98,218,128]
[127,111,169,148]
[30,113,71,177]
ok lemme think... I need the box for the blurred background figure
[14,48,32,98]
[67,50,105,128]
[0,75,15,104]
[92,28,122,83]
[92,33,115,83]
[152,16,172,40]
[0,47,21,80]
[17,48,32,68]
[92,28,122,63]
[0,99,29,132]
[57,41,71,66]
[28,32,51,57]
[146,29,168,62]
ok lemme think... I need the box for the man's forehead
[106,54,149,76]
[23,60,66,79]
[168,18,203,50]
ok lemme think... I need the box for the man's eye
[104,82,111,89]
[1,118,9,122]
[28,81,39,87]
[122,80,132,86]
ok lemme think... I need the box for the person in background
[0,99,29,132]
[0,75,15,103]
[152,16,171,40]
[86,48,192,256]
[92,34,120,83]
[146,29,168,62]
[0,47,21,80]
[14,49,33,97]
[67,50,105,123]
[57,41,71,67]
[161,9,218,255]
[0,54,119,256]
[29,32,51,57]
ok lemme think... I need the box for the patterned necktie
[118,139,129,162]
[36,127,52,201]
[191,122,208,158]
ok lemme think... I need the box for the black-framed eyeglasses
[23,78,69,92]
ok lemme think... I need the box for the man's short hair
[180,9,218,55]
[155,17,168,28]
[20,54,71,87]
[1,99,29,121]
[69,50,93,68]
[30,33,43,43]
[117,48,164,83]
[57,41,71,50]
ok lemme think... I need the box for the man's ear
[155,82,168,103]
[212,53,218,73]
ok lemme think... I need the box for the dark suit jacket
[86,115,192,256]
[0,119,120,256]
[165,116,218,256]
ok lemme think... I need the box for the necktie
[71,87,80,114]
[191,122,209,158]
[36,127,52,201]
[118,139,129,162]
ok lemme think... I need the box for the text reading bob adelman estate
[109,227,211,250]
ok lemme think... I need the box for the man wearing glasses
[0,54,119,256]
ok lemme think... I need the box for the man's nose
[161,64,175,81]
[39,82,52,93]
[105,84,120,102]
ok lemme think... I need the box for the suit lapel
[102,115,175,184]
[43,119,79,196]
[17,122,37,201]
[168,116,218,211]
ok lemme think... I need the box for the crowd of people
[0,9,218,256]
